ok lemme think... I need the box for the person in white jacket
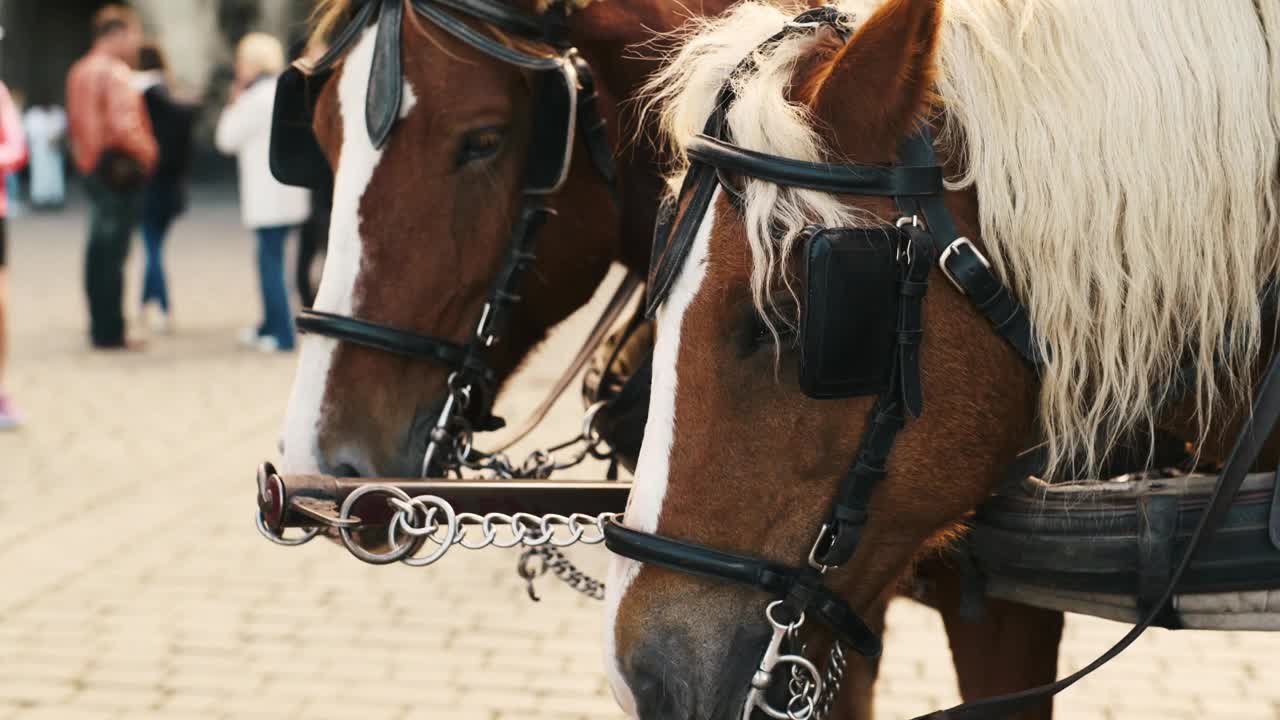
[215,32,309,352]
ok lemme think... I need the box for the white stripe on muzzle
[602,188,721,717]
[279,22,418,476]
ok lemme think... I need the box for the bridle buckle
[938,237,988,295]
[807,524,835,574]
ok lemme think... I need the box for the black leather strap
[311,0,380,72]
[411,0,564,72]
[940,240,1043,366]
[687,135,944,198]
[816,401,905,567]
[366,0,405,149]
[1270,461,1280,551]
[896,129,1043,369]
[297,310,484,376]
[1135,493,1178,623]
[645,162,719,317]
[917,350,1280,719]
[434,0,546,38]
[603,520,882,657]
[896,224,935,417]
[572,54,618,197]
[478,201,552,344]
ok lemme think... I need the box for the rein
[275,0,620,476]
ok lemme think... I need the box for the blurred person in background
[4,87,24,219]
[135,43,194,335]
[215,32,309,353]
[66,4,157,350]
[0,76,29,429]
[22,101,67,210]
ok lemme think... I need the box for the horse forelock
[651,0,1280,478]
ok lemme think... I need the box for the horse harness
[603,7,1280,720]
[267,0,618,476]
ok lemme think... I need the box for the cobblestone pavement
[1,195,1278,720]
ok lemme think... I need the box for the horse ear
[804,0,943,160]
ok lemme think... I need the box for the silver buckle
[807,524,834,573]
[938,237,988,295]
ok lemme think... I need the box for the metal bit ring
[338,485,419,565]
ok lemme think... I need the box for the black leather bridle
[605,7,1280,719]
[268,0,617,475]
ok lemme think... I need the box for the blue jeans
[141,217,171,312]
[256,226,295,350]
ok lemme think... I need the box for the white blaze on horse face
[280,22,418,475]
[603,188,721,717]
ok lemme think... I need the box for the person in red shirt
[65,5,157,349]
[0,77,29,429]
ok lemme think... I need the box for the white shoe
[238,327,262,348]
[143,305,172,335]
[254,335,281,353]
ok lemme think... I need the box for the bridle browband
[277,0,617,475]
[605,7,1280,720]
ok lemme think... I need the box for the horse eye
[739,307,797,358]
[456,126,506,167]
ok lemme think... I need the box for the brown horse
[272,0,1080,716]
[605,1,1279,719]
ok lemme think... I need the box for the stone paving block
[403,708,493,720]
[0,679,76,706]
[10,707,117,720]
[71,686,166,712]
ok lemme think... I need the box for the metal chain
[773,636,847,720]
[518,545,608,601]
[432,397,613,480]
[812,642,847,720]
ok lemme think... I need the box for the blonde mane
[649,0,1280,478]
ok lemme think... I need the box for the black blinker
[799,226,904,399]
[268,65,335,190]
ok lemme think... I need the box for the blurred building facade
[0,0,315,176]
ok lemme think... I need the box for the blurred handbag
[95,148,147,192]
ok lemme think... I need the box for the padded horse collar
[271,0,617,470]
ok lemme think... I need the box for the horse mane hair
[646,0,1280,478]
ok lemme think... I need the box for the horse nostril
[628,640,695,719]
[331,463,362,478]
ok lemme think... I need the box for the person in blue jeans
[136,44,194,333]
[254,225,295,350]
[214,33,309,353]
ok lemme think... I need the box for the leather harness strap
[296,310,490,379]
[686,136,944,198]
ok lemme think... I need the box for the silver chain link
[518,545,608,601]
[812,642,847,720]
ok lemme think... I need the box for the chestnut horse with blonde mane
[605,0,1280,718]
